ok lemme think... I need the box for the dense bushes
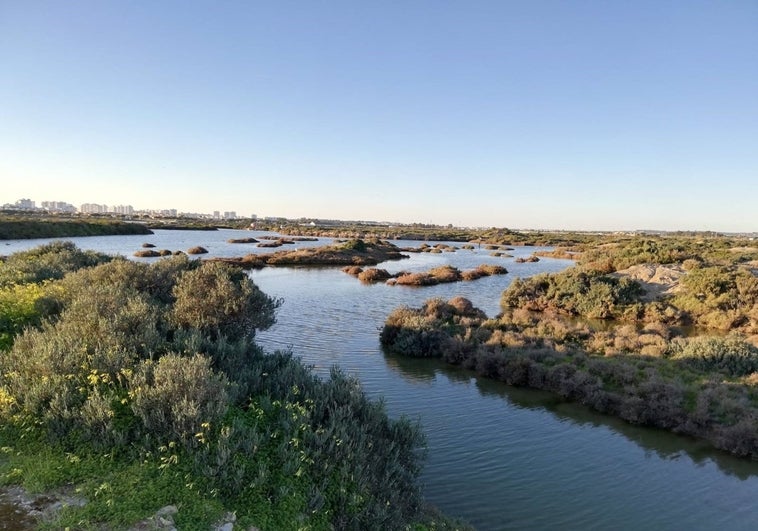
[0,282,58,350]
[501,268,644,319]
[0,245,433,529]
[671,336,758,376]
[170,261,279,339]
[0,215,152,240]
[0,241,111,287]
[381,296,758,458]
[500,238,758,334]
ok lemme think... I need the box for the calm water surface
[4,230,758,530]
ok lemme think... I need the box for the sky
[1,1,756,232]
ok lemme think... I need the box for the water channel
[2,229,758,530]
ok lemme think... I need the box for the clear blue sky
[1,1,756,231]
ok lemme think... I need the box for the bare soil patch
[611,264,685,302]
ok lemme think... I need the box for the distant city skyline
[2,2,756,232]
[2,196,242,220]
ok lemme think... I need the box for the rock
[156,505,178,517]
[212,511,237,531]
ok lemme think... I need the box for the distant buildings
[4,197,245,221]
[13,198,35,210]
[41,201,76,213]
[112,205,134,215]
[80,203,109,214]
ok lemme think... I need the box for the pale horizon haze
[1,1,756,232]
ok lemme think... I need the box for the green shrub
[0,241,111,287]
[129,353,229,447]
[0,282,55,350]
[340,239,367,252]
[171,261,280,340]
[500,269,643,319]
[671,336,758,376]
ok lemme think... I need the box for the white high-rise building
[15,198,36,209]
[41,201,76,213]
[80,203,108,214]
[112,205,134,215]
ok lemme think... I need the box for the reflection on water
[385,350,758,482]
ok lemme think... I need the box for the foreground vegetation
[0,242,460,529]
[381,235,758,458]
[0,213,152,240]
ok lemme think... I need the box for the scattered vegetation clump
[134,249,161,257]
[227,237,258,244]
[358,268,392,283]
[345,263,507,286]
[514,255,540,263]
[429,265,462,283]
[264,239,406,266]
[476,264,508,276]
[394,272,439,286]
[142,242,156,248]
[257,240,283,248]
[0,244,439,529]
[186,246,209,255]
[341,265,364,276]
[340,238,367,252]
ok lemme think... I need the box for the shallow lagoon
[4,230,758,529]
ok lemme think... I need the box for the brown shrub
[642,321,672,339]
[134,249,160,257]
[429,266,462,283]
[448,296,482,317]
[395,273,438,286]
[187,246,208,255]
[358,268,392,283]
[342,266,363,276]
[682,258,702,271]
[477,264,508,276]
[461,269,485,281]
